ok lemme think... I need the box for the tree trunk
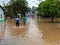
[51,16,54,22]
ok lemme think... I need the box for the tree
[4,0,29,18]
[38,0,60,22]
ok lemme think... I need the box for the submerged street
[0,17,60,45]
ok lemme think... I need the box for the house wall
[0,8,5,22]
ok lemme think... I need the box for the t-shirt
[16,18,20,23]
[23,17,26,22]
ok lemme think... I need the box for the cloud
[0,0,39,8]
[0,0,10,6]
[26,0,39,8]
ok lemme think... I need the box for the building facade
[0,5,5,23]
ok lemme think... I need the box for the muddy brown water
[0,17,60,45]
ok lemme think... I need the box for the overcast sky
[27,0,39,8]
[0,0,40,8]
[0,0,10,6]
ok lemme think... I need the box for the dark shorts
[24,22,26,25]
[16,22,19,26]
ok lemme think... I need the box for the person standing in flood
[23,16,27,26]
[15,16,20,26]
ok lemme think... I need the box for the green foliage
[38,0,60,22]
[10,0,29,14]
[38,0,60,17]
[6,10,15,17]
[4,0,29,17]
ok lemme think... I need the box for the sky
[0,0,40,8]
[26,0,40,8]
[0,0,10,6]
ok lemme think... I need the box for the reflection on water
[0,17,60,45]
[0,22,5,43]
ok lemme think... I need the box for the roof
[0,5,5,11]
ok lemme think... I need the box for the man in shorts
[16,16,20,26]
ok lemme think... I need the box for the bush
[6,10,16,19]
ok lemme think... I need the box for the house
[0,5,5,23]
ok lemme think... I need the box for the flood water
[0,17,60,45]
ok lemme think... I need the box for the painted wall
[0,8,5,22]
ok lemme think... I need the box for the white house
[0,5,5,23]
[0,5,5,32]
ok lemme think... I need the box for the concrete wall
[0,8,5,22]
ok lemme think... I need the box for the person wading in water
[15,16,20,27]
[23,16,27,26]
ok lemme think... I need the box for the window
[1,14,2,18]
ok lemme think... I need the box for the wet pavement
[0,17,60,45]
